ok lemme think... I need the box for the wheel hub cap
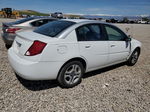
[131,51,138,64]
[64,64,81,84]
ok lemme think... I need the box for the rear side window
[104,25,126,41]
[31,19,55,27]
[76,24,104,41]
[34,20,75,37]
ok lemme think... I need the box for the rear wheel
[127,49,140,66]
[57,61,84,88]
[5,44,11,49]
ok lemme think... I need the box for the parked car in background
[2,17,57,48]
[138,20,148,24]
[51,12,63,19]
[8,19,141,88]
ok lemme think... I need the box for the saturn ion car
[8,19,141,88]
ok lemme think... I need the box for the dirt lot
[0,18,150,112]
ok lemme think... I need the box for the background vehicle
[0,9,7,18]
[8,19,141,88]
[0,8,19,18]
[51,12,63,19]
[2,17,57,48]
[138,20,148,24]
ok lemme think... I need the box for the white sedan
[8,19,141,88]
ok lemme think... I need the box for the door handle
[110,45,115,47]
[85,45,91,48]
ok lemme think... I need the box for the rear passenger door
[76,24,109,71]
[104,24,130,64]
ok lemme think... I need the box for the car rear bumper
[8,48,64,80]
[2,33,15,45]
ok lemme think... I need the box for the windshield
[10,17,35,24]
[34,20,76,37]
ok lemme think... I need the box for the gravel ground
[0,19,150,112]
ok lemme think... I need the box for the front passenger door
[104,24,130,64]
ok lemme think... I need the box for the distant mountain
[16,9,150,20]
[83,15,150,20]
[18,10,49,16]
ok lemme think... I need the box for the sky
[0,0,150,16]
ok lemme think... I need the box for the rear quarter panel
[40,30,81,62]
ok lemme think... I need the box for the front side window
[76,24,103,41]
[104,25,126,41]
[34,20,75,37]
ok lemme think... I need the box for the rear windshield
[10,17,35,24]
[34,20,76,37]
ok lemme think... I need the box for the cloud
[91,14,122,16]
[139,14,150,17]
[65,13,84,16]
[84,7,119,13]
[64,12,123,17]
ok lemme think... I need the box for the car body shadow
[16,74,59,91]
[16,62,126,91]
[83,62,126,79]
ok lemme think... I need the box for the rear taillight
[6,28,21,33]
[25,40,47,56]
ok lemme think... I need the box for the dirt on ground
[0,18,150,112]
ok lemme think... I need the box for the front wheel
[57,61,84,88]
[127,49,140,66]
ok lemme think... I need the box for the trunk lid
[12,31,58,61]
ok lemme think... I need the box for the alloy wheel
[64,64,82,85]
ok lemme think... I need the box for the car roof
[60,19,110,25]
[5,17,57,27]
[61,19,96,23]
[28,17,57,20]
[28,16,54,19]
[17,17,57,22]
[57,19,117,39]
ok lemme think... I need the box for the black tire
[5,44,11,49]
[57,61,84,88]
[127,49,140,66]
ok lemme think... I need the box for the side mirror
[128,35,131,38]
[125,37,131,41]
